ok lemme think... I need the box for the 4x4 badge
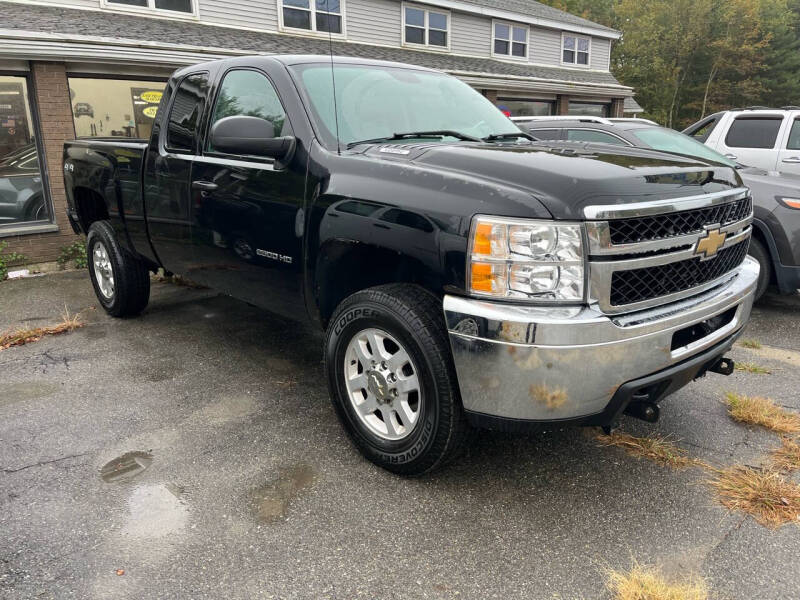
[694,227,727,260]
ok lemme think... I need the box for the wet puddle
[100,451,153,483]
[251,464,317,524]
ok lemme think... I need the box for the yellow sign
[142,106,159,118]
[140,91,163,103]
[694,228,727,259]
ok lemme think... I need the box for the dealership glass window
[68,77,167,140]
[563,34,590,65]
[568,101,609,117]
[0,74,50,227]
[493,22,528,59]
[106,0,194,14]
[404,4,449,48]
[282,0,343,34]
[496,98,554,117]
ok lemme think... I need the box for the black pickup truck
[64,55,759,475]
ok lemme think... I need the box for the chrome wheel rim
[344,327,422,441]
[92,241,115,300]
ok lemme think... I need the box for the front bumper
[444,257,759,427]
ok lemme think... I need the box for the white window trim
[491,20,529,61]
[101,0,199,20]
[401,2,451,52]
[561,32,591,68]
[277,0,347,39]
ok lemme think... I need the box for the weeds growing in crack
[734,362,771,374]
[707,465,800,528]
[739,339,762,349]
[606,563,709,600]
[0,305,90,351]
[595,431,698,469]
[770,437,800,472]
[724,392,800,434]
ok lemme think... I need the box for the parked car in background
[73,102,94,118]
[520,117,800,299]
[683,108,800,175]
[0,143,45,224]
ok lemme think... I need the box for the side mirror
[210,116,294,160]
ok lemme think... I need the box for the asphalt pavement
[1,271,799,599]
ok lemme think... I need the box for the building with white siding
[0,0,632,262]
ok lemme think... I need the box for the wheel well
[74,187,109,233]
[317,243,440,328]
[750,223,776,284]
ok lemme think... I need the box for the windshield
[289,63,521,148]
[631,127,736,167]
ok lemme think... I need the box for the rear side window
[166,73,209,152]
[725,116,782,149]
[684,116,719,142]
[567,129,628,145]
[528,128,561,140]
[786,119,800,150]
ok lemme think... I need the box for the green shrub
[0,241,26,281]
[57,240,87,270]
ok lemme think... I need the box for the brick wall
[2,62,79,265]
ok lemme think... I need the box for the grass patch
[739,339,762,349]
[771,437,800,472]
[724,393,800,434]
[153,269,207,289]
[708,465,800,528]
[734,362,771,374]
[607,563,709,600]
[0,306,87,351]
[595,432,696,469]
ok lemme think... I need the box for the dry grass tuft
[0,306,87,351]
[707,465,800,528]
[734,362,771,375]
[595,431,696,469]
[771,437,800,472]
[724,393,800,434]
[607,563,709,600]
[739,339,762,349]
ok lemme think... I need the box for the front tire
[87,220,150,317]
[748,237,771,301]
[325,284,470,475]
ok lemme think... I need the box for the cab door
[188,68,307,320]
[775,114,800,176]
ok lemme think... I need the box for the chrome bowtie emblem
[694,227,727,260]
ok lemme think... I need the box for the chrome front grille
[585,188,753,314]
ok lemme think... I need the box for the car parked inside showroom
[0,142,46,224]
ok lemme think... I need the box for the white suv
[683,107,800,174]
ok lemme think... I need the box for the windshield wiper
[347,130,482,149]
[482,132,535,142]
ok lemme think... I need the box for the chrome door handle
[781,156,800,164]
[191,180,218,192]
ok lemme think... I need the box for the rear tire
[325,284,470,476]
[87,220,150,317]
[748,237,771,301]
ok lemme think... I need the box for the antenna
[325,0,342,155]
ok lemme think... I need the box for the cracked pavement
[1,271,799,599]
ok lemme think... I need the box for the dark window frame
[785,118,800,150]
[163,71,209,155]
[104,0,197,17]
[565,128,632,146]
[683,114,720,142]
[0,69,56,236]
[724,115,783,150]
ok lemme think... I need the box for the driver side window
[207,69,287,152]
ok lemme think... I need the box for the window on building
[725,116,782,149]
[404,4,449,48]
[493,22,528,59]
[496,98,553,118]
[568,101,609,117]
[0,74,50,227]
[562,34,590,65]
[281,0,343,34]
[106,0,194,15]
[208,70,288,153]
[69,77,167,141]
[166,73,209,152]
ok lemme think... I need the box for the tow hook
[624,401,660,423]
[709,356,735,376]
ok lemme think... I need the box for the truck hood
[358,141,742,220]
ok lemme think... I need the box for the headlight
[468,216,585,301]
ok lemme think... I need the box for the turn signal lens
[468,216,585,302]
[778,197,800,210]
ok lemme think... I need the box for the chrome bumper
[444,257,759,422]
